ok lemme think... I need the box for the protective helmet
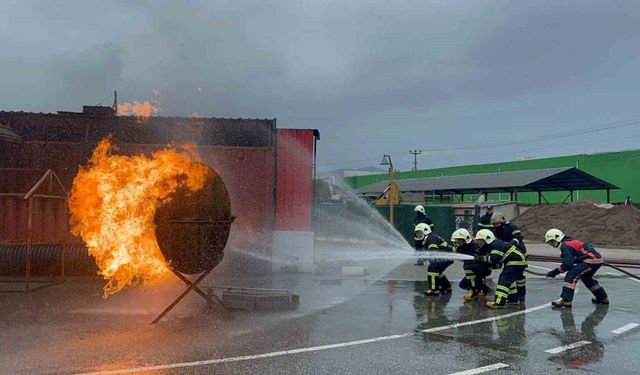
[475,229,495,244]
[415,223,432,238]
[414,205,426,214]
[451,228,472,244]
[490,212,507,225]
[545,228,565,243]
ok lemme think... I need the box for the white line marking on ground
[544,340,591,354]
[611,323,639,335]
[529,264,553,272]
[447,363,510,375]
[421,303,549,333]
[74,302,551,375]
[629,277,640,284]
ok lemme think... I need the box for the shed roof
[356,167,618,195]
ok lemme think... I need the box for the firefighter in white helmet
[414,223,453,296]
[475,229,527,308]
[452,228,492,301]
[414,205,434,228]
[544,228,609,308]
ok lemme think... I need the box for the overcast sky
[2,1,640,171]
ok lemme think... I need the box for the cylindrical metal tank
[154,163,233,274]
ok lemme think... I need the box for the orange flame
[68,138,209,297]
[117,101,159,122]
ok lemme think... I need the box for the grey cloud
[2,1,640,171]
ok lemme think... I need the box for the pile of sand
[512,201,640,247]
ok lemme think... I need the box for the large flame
[117,101,159,122]
[68,138,209,297]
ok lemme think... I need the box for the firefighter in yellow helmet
[475,229,527,308]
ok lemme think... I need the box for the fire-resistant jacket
[455,241,480,257]
[415,212,435,228]
[487,238,527,267]
[493,222,526,252]
[416,233,452,252]
[478,213,493,229]
[557,237,604,272]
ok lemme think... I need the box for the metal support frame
[561,191,574,204]
[0,169,68,293]
[151,267,232,324]
[536,191,549,204]
[607,189,611,203]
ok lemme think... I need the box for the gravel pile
[512,201,640,247]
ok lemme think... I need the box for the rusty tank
[154,163,233,275]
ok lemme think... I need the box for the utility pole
[409,149,422,172]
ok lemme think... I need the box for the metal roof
[356,167,618,195]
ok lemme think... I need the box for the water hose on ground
[522,254,640,280]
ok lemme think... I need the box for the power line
[322,117,640,168]
[417,118,640,153]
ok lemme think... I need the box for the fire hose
[523,254,640,281]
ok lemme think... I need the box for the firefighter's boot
[551,298,572,308]
[486,300,506,309]
[463,290,477,301]
[592,297,609,305]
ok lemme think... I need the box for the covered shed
[356,167,619,203]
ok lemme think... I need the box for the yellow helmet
[451,228,472,244]
[545,228,565,244]
[475,229,495,244]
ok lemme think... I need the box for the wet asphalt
[1,252,640,375]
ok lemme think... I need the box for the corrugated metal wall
[346,149,640,204]
[1,143,278,249]
[0,196,69,244]
[275,129,315,231]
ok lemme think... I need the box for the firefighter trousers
[494,265,526,306]
[427,260,454,291]
[561,263,608,301]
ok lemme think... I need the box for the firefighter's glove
[546,269,561,278]
[510,239,519,247]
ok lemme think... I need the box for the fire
[68,137,210,297]
[117,101,159,122]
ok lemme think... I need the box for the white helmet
[451,228,472,244]
[414,223,432,239]
[414,205,426,214]
[545,228,565,246]
[475,229,495,244]
[490,212,507,225]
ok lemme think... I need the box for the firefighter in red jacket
[545,228,609,308]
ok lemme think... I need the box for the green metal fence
[374,205,456,244]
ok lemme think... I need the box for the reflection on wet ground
[1,259,639,375]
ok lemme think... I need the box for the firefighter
[414,205,434,228]
[491,212,527,301]
[478,205,494,230]
[544,229,609,308]
[413,206,434,266]
[451,228,491,301]
[414,223,453,296]
[475,229,527,309]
